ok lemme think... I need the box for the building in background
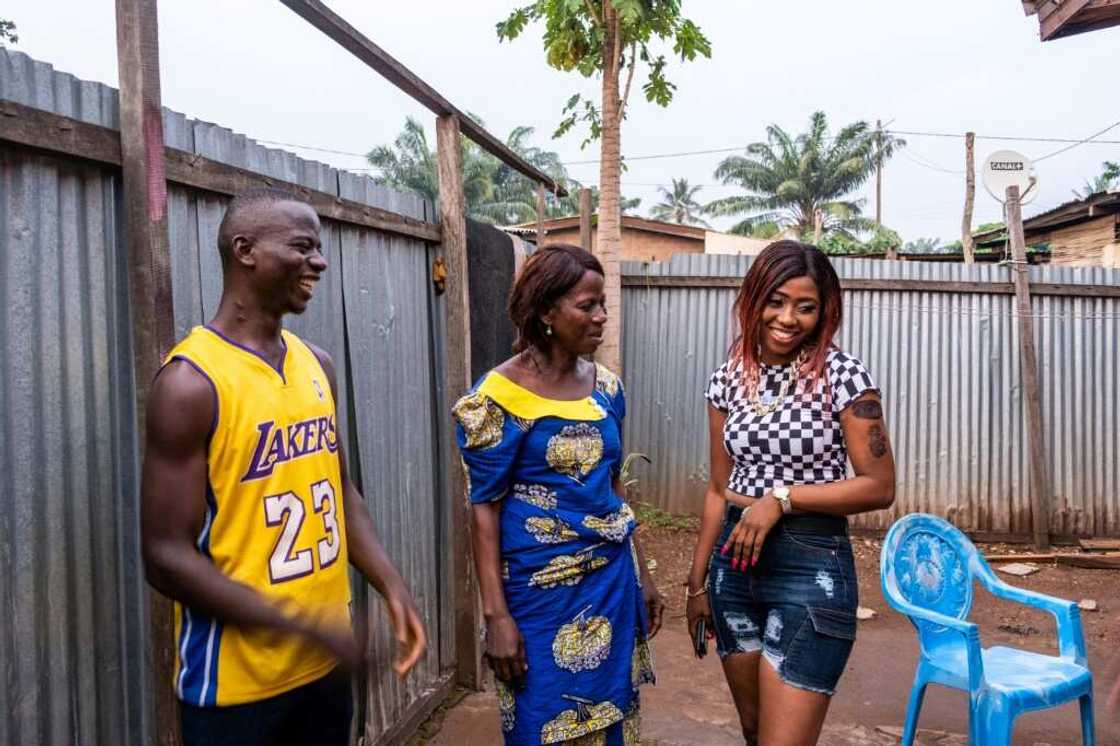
[973,190,1120,267]
[504,215,786,261]
[1022,0,1120,41]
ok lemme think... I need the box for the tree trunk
[875,119,882,226]
[962,131,976,264]
[813,209,823,244]
[596,3,623,373]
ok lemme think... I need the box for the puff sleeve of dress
[453,390,525,504]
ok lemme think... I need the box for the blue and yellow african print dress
[454,364,654,746]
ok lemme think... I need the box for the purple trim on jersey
[165,355,220,443]
[203,325,288,383]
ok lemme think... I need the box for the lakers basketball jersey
[164,326,351,707]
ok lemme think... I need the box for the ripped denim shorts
[707,508,858,696]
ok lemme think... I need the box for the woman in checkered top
[684,241,896,745]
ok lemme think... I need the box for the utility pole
[1006,185,1050,549]
[962,131,976,264]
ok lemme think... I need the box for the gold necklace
[746,350,806,417]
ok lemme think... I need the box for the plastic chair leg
[900,677,927,746]
[973,721,1012,746]
[1079,693,1094,746]
[970,696,1014,746]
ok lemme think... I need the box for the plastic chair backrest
[882,514,976,654]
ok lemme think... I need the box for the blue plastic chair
[880,513,1094,746]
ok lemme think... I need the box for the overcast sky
[5,1,1118,243]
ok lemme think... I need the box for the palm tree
[705,111,877,242]
[366,116,497,220]
[871,120,906,225]
[904,237,942,253]
[367,120,640,225]
[1072,161,1120,199]
[649,178,711,227]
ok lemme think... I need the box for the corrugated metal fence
[1,49,453,745]
[621,253,1120,538]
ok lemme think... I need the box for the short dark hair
[216,187,310,265]
[509,243,604,353]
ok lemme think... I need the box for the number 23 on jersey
[263,479,341,584]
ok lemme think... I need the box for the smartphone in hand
[692,618,708,658]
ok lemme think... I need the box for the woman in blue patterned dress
[685,241,896,745]
[454,244,663,746]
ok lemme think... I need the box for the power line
[899,150,964,175]
[255,139,371,158]
[1035,119,1120,162]
[251,119,1120,175]
[887,129,1120,146]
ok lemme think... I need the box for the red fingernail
[720,546,728,556]
[752,557,758,566]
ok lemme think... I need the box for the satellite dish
[982,150,1039,204]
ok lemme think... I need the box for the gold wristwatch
[772,486,792,514]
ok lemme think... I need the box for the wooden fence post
[115,0,178,741]
[962,132,976,264]
[579,188,592,252]
[435,113,482,688]
[1006,185,1051,549]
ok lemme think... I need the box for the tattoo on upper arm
[868,424,888,458]
[851,400,883,420]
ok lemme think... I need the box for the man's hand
[303,615,366,673]
[384,586,427,676]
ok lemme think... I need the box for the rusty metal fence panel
[621,253,1120,537]
[1,48,451,745]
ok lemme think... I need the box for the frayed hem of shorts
[760,650,836,696]
[716,640,762,660]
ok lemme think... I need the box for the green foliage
[497,1,711,148]
[0,19,17,47]
[1072,160,1120,199]
[619,452,651,491]
[706,111,884,239]
[649,177,710,227]
[632,501,698,531]
[863,225,902,254]
[366,118,639,224]
[803,224,901,257]
[904,237,943,253]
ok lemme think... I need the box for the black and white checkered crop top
[705,348,878,498]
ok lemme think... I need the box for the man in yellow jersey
[141,188,426,745]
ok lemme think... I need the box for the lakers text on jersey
[164,326,351,707]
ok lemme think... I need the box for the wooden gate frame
[108,0,566,741]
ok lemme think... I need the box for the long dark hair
[730,240,843,395]
[508,243,604,353]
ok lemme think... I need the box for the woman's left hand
[641,577,665,639]
[722,493,783,571]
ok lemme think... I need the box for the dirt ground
[419,526,1120,745]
